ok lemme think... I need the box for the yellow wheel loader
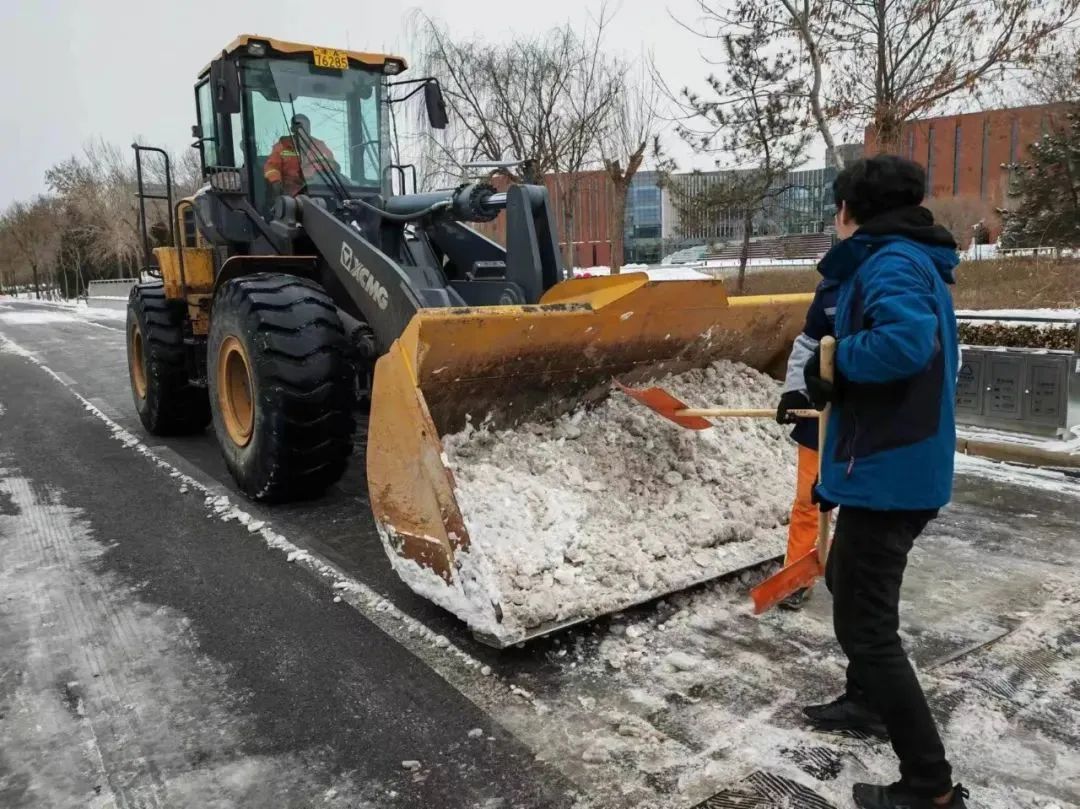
[127,34,812,646]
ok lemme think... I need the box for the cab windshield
[242,57,385,208]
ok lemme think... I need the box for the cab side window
[196,81,218,167]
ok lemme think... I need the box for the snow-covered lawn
[956,307,1080,321]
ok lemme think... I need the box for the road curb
[956,437,1080,469]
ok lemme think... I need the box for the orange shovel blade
[750,549,824,614]
[613,380,713,430]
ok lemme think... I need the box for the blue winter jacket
[815,207,960,511]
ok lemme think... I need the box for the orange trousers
[786,444,820,565]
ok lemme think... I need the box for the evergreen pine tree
[1001,109,1080,249]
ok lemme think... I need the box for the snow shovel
[614,380,819,430]
[750,335,836,614]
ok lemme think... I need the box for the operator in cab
[263,113,339,197]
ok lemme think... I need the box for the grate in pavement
[780,745,844,781]
[746,771,838,809]
[692,771,837,809]
[691,789,780,809]
[975,647,1066,703]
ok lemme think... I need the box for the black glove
[811,480,838,513]
[803,347,835,410]
[775,390,813,424]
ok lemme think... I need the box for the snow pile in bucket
[385,359,797,644]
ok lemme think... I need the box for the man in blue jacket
[800,156,968,809]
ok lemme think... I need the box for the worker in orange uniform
[263,113,339,197]
[773,277,838,610]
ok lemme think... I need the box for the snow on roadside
[390,360,794,646]
[955,453,1080,496]
[0,333,488,676]
[573,265,712,281]
[7,297,127,323]
[956,307,1080,321]
[0,467,391,809]
[0,309,82,325]
[959,424,1080,456]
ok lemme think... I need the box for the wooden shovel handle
[676,407,820,419]
[816,336,837,556]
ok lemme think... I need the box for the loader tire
[208,274,355,502]
[127,282,211,435]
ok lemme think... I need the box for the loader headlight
[383,59,404,75]
[246,41,268,56]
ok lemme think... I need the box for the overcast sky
[0,0,832,209]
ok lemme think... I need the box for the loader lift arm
[295,181,567,352]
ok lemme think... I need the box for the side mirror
[210,54,242,115]
[424,81,449,130]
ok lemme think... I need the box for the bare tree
[675,0,1077,162]
[1,197,62,299]
[675,19,812,291]
[599,63,663,273]
[46,139,145,277]
[412,9,623,266]
[832,0,1080,152]
[673,0,846,167]
[1023,31,1080,104]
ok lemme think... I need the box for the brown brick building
[471,170,618,268]
[864,104,1069,236]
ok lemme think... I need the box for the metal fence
[86,279,137,311]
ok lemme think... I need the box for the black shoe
[853,781,969,808]
[778,587,809,611]
[802,693,889,739]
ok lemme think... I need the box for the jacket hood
[818,206,959,285]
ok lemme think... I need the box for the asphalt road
[0,302,578,808]
[1,298,1078,809]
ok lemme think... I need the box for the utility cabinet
[956,346,1078,437]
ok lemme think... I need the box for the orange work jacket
[263,136,337,195]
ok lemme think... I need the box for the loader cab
[195,36,405,214]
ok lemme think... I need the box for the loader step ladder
[131,144,176,277]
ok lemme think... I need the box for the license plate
[313,48,349,70]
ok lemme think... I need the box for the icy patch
[402,359,794,644]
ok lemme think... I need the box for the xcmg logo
[340,242,389,311]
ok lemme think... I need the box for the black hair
[832,155,926,224]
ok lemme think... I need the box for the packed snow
[0,309,82,325]
[959,425,1080,457]
[573,264,712,280]
[386,359,795,645]
[0,299,126,326]
[543,575,1080,809]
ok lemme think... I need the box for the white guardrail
[86,278,138,311]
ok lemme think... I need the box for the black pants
[825,506,952,797]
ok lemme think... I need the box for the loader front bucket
[366,273,812,646]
